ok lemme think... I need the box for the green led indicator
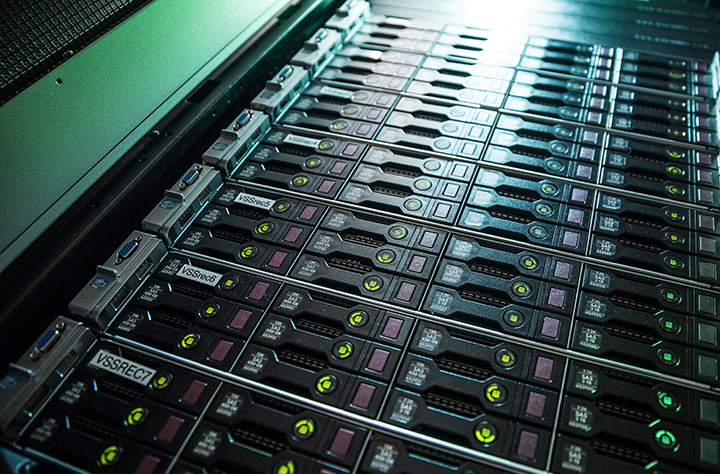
[389,226,408,240]
[404,199,422,211]
[273,201,290,213]
[293,419,315,440]
[551,143,569,154]
[414,179,432,191]
[275,460,296,474]
[504,311,524,327]
[530,225,549,239]
[315,375,338,395]
[661,288,681,304]
[656,391,679,411]
[305,158,321,168]
[494,348,517,368]
[535,203,553,216]
[547,160,563,171]
[660,394,672,407]
[659,316,680,335]
[657,348,679,366]
[318,140,334,150]
[256,222,274,234]
[332,341,354,359]
[667,165,683,176]
[655,429,678,449]
[667,184,681,195]
[474,421,498,444]
[363,276,383,292]
[240,245,259,259]
[343,105,359,115]
[512,282,532,297]
[520,256,539,270]
[291,176,309,187]
[376,250,395,264]
[540,183,558,195]
[348,311,368,327]
[555,126,572,137]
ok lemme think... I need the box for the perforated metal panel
[0,0,153,105]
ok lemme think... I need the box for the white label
[385,17,410,27]
[279,291,302,312]
[326,211,348,229]
[298,259,320,278]
[344,185,365,202]
[561,444,587,473]
[237,164,258,179]
[615,103,633,114]
[192,429,222,458]
[579,327,601,351]
[177,264,222,286]
[568,403,593,432]
[378,128,398,142]
[607,153,626,166]
[450,239,473,259]
[390,396,417,424]
[242,350,268,374]
[621,63,638,73]
[234,192,275,210]
[367,148,388,162]
[477,170,501,186]
[583,297,607,319]
[610,136,629,148]
[614,117,632,129]
[116,311,143,333]
[588,269,611,289]
[215,391,244,419]
[618,89,634,100]
[429,291,453,313]
[58,380,87,405]
[600,195,622,211]
[29,417,59,443]
[464,210,485,227]
[357,166,377,181]
[472,189,493,206]
[598,216,619,232]
[201,208,222,223]
[88,350,156,385]
[605,171,625,185]
[418,328,442,351]
[181,231,204,248]
[320,85,353,99]
[573,367,599,393]
[312,234,335,252]
[370,443,399,473]
[260,319,286,341]
[441,264,463,285]
[594,239,617,257]
[283,133,321,148]
[404,360,430,386]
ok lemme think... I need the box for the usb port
[134,259,153,280]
